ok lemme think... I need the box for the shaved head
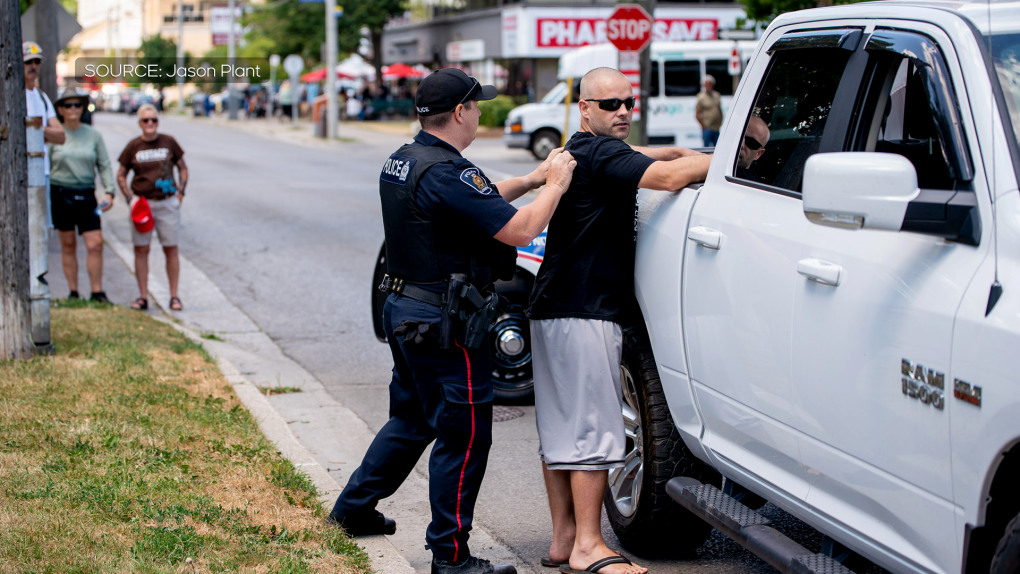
[578,67,634,139]
[580,67,630,100]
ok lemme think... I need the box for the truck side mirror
[802,152,919,231]
[802,152,981,245]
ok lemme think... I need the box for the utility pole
[636,0,655,147]
[176,0,185,110]
[0,0,34,359]
[34,0,58,100]
[227,0,238,119]
[325,1,338,138]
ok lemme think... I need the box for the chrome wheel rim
[608,363,643,518]
[489,306,533,391]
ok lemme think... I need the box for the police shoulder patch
[459,167,492,195]
[381,153,416,184]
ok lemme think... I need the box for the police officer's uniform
[329,69,518,574]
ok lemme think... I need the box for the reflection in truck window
[733,48,852,191]
[986,33,1020,151]
[664,60,700,96]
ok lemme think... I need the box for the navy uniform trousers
[331,291,494,562]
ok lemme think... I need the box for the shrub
[478,95,519,127]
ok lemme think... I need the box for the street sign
[283,54,304,77]
[606,4,653,53]
[728,45,742,76]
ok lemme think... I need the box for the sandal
[169,296,183,311]
[559,555,634,574]
[130,297,148,310]
[542,557,569,568]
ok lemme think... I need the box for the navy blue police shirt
[528,130,656,323]
[409,130,517,238]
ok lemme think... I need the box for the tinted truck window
[733,48,852,191]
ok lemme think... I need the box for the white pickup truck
[604,2,1020,574]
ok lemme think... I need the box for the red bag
[131,196,154,233]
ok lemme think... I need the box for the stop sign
[606,5,654,52]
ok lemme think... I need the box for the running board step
[667,477,857,574]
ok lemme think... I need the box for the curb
[103,231,415,574]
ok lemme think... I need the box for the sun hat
[54,87,89,107]
[23,41,43,62]
[131,197,154,234]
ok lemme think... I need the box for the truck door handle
[797,258,842,286]
[688,226,722,249]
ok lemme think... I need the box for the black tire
[991,512,1020,574]
[489,270,535,404]
[604,324,720,558]
[530,129,560,160]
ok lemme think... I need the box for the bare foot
[567,544,647,574]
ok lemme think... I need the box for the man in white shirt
[23,41,66,184]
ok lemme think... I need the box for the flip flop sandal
[130,297,148,310]
[169,297,183,311]
[559,555,633,574]
[542,557,569,568]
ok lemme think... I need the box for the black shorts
[51,185,101,235]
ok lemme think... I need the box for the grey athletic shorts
[531,318,625,471]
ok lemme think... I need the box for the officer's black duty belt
[379,275,444,307]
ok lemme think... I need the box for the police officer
[327,68,576,574]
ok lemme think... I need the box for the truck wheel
[991,512,1020,574]
[530,130,560,160]
[604,324,720,558]
[490,271,535,403]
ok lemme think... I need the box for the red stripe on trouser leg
[452,342,476,563]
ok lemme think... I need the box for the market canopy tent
[300,66,356,83]
[382,63,427,80]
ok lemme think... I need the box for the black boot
[432,556,516,574]
[68,290,79,299]
[90,291,110,304]
[325,510,396,536]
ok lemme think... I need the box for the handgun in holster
[439,273,507,350]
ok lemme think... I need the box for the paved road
[90,112,874,574]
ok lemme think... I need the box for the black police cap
[415,68,497,116]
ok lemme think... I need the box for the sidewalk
[50,201,533,573]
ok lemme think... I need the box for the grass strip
[0,301,370,574]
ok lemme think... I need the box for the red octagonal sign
[606,5,654,52]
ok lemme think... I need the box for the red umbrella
[300,67,356,83]
[382,63,425,80]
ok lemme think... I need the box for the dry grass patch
[0,302,369,574]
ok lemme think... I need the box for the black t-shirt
[528,131,655,322]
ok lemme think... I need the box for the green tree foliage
[345,0,404,80]
[243,0,360,68]
[139,34,180,89]
[738,0,863,24]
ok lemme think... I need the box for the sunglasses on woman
[61,102,83,109]
[743,135,764,151]
[141,118,159,124]
[584,97,636,111]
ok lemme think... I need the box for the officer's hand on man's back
[546,150,577,194]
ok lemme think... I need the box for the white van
[503,40,758,158]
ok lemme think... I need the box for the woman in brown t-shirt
[116,104,189,311]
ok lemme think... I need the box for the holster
[439,273,507,350]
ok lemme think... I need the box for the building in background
[382,0,746,101]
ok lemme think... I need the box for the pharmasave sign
[500,6,745,58]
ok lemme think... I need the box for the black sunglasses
[25,58,41,65]
[141,118,159,124]
[61,102,83,109]
[743,135,764,151]
[584,97,636,111]
[456,76,480,108]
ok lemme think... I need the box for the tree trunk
[34,0,59,101]
[371,27,383,86]
[1,0,34,359]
